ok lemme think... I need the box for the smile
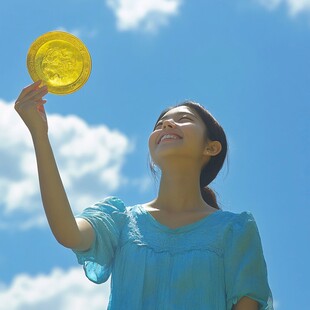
[158,134,182,144]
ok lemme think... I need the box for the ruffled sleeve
[72,196,126,284]
[224,212,273,310]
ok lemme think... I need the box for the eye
[154,121,163,129]
[179,115,192,122]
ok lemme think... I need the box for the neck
[152,161,207,212]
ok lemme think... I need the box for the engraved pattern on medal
[27,32,91,94]
[39,42,83,86]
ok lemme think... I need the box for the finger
[15,82,45,104]
[33,80,44,90]
[31,88,48,102]
[15,92,47,111]
[36,99,47,105]
[17,80,42,100]
[31,85,48,98]
[17,85,48,104]
[37,104,47,121]
[37,104,45,113]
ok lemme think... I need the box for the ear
[203,141,222,157]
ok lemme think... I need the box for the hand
[15,80,49,136]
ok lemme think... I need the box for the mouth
[158,134,182,144]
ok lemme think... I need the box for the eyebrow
[158,111,198,122]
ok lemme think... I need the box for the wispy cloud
[255,0,310,16]
[0,99,131,230]
[106,0,182,33]
[0,267,110,310]
[56,26,99,39]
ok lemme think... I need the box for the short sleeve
[224,212,273,310]
[72,196,126,284]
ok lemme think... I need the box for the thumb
[37,103,47,122]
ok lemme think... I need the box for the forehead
[161,106,197,119]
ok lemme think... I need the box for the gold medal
[27,31,92,95]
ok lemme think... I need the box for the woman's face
[149,106,210,168]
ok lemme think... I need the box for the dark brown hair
[150,100,228,210]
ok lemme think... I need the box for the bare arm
[15,81,93,250]
[232,296,258,310]
[31,130,94,249]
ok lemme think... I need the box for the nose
[162,119,176,129]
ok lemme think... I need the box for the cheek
[148,131,157,154]
[185,128,208,151]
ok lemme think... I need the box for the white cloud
[129,175,154,193]
[106,0,182,32]
[255,0,310,16]
[56,26,98,39]
[255,0,282,11]
[0,99,132,229]
[0,267,110,310]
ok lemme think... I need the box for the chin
[153,149,198,167]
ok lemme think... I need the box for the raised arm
[15,81,93,251]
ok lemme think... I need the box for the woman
[15,81,273,309]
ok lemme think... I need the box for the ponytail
[201,186,220,210]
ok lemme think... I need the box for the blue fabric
[73,196,273,310]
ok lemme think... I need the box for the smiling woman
[14,83,273,310]
[149,101,227,210]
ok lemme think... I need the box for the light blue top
[73,196,273,310]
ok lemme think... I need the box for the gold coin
[27,31,92,95]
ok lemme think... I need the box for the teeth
[160,134,180,143]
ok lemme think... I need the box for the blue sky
[0,0,309,309]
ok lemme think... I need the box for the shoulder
[92,196,126,213]
[220,210,255,225]
[220,210,263,249]
[76,196,128,221]
[88,197,144,220]
[218,210,258,237]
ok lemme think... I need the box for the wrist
[31,130,49,141]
